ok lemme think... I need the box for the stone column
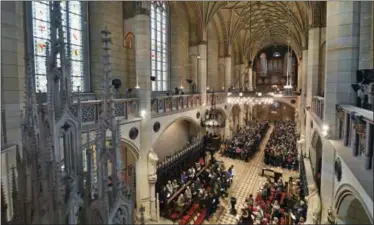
[224,118,231,139]
[248,65,253,91]
[364,123,373,169]
[239,64,246,91]
[359,2,374,69]
[324,1,360,137]
[301,49,308,138]
[133,9,152,220]
[189,45,199,93]
[321,2,360,221]
[297,59,303,92]
[224,56,232,91]
[253,71,257,90]
[307,27,321,108]
[198,43,207,105]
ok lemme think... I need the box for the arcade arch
[153,117,200,161]
[335,187,373,224]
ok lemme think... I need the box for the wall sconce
[239,92,243,97]
[140,110,146,118]
[228,92,232,96]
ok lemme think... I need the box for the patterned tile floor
[216,124,274,225]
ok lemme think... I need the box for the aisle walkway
[215,124,274,224]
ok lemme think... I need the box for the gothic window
[150,2,169,91]
[31,1,87,93]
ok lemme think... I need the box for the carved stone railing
[207,92,227,105]
[151,94,201,116]
[312,96,324,120]
[42,98,140,125]
[336,104,373,170]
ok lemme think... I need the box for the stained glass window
[31,1,86,93]
[151,2,169,91]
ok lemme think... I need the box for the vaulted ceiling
[180,1,325,61]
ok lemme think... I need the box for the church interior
[1,1,374,225]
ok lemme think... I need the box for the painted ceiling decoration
[181,1,325,61]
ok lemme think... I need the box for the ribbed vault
[183,1,325,61]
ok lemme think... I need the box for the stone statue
[304,184,321,224]
[148,148,159,179]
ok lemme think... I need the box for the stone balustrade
[151,94,202,116]
[207,91,227,105]
[336,104,374,170]
[42,98,140,125]
[312,96,324,120]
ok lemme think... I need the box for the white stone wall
[89,1,127,96]
[170,4,190,92]
[207,23,220,91]
[1,1,25,146]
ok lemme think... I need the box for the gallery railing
[312,96,324,120]
[151,94,201,116]
[336,104,373,170]
[42,98,140,124]
[207,91,227,105]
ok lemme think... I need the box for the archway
[311,130,323,191]
[336,192,372,224]
[153,118,200,161]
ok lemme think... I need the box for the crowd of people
[159,156,235,224]
[264,121,298,170]
[222,121,269,161]
[237,177,307,225]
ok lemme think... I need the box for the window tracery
[150,1,169,91]
[31,1,86,92]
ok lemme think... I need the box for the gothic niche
[334,158,342,182]
[129,127,139,140]
[153,121,161,132]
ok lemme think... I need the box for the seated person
[176,193,186,213]
[172,179,179,191]
[253,206,264,221]
[185,186,192,204]
[195,177,202,190]
[195,161,201,171]
[159,186,168,212]
[271,200,282,219]
[180,171,187,184]
[190,182,198,199]
[166,180,173,195]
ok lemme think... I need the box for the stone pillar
[189,45,199,93]
[198,43,207,105]
[359,2,374,69]
[307,27,321,108]
[239,105,244,128]
[301,49,308,138]
[224,118,231,139]
[1,2,25,147]
[239,64,246,91]
[248,66,253,91]
[364,123,373,169]
[133,10,152,220]
[324,1,360,137]
[321,2,361,222]
[224,56,232,91]
[297,59,303,92]
[253,71,257,90]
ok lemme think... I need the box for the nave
[158,122,304,225]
